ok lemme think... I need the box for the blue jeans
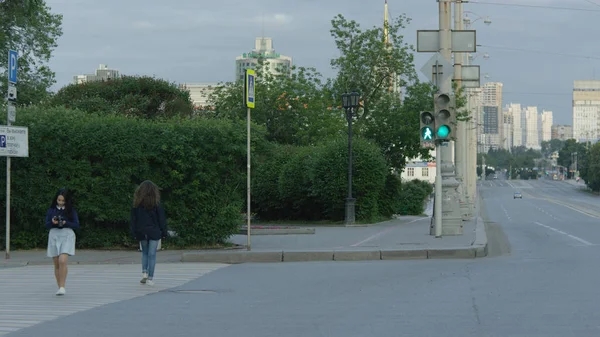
[140,239,159,279]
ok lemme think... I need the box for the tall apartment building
[551,125,573,140]
[235,37,292,82]
[481,82,504,150]
[73,64,120,84]
[524,106,540,149]
[540,110,553,142]
[503,108,513,150]
[506,103,523,147]
[573,80,600,142]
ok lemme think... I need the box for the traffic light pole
[436,0,463,235]
[453,0,472,220]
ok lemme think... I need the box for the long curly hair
[133,180,160,209]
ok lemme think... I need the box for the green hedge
[0,106,267,249]
[252,137,388,222]
[396,179,433,215]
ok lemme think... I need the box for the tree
[49,76,195,119]
[541,139,565,157]
[329,14,415,116]
[328,14,431,169]
[209,61,344,146]
[0,0,63,106]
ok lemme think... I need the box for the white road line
[0,263,228,335]
[506,181,515,188]
[351,218,427,247]
[533,221,593,246]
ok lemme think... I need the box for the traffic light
[433,93,456,141]
[419,111,435,146]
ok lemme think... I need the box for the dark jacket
[45,207,80,230]
[130,204,167,241]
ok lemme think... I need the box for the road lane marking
[351,218,427,247]
[534,221,593,246]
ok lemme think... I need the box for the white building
[506,103,523,147]
[73,64,120,84]
[235,37,292,82]
[179,83,219,109]
[400,149,437,184]
[503,109,513,150]
[540,110,553,142]
[524,106,540,149]
[572,80,600,143]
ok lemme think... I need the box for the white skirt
[47,228,76,257]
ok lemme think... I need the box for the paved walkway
[0,263,227,335]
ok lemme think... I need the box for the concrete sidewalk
[181,215,487,263]
[2,198,487,266]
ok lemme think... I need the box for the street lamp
[342,91,360,225]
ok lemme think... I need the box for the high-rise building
[506,103,523,147]
[540,110,553,142]
[573,80,600,143]
[503,109,513,150]
[524,106,540,149]
[73,64,120,84]
[551,125,573,140]
[235,37,292,82]
[481,82,504,150]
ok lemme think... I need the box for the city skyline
[42,0,598,126]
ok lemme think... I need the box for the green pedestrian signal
[421,126,434,140]
[419,111,435,146]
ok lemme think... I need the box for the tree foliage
[0,0,62,105]
[209,61,343,146]
[49,76,195,119]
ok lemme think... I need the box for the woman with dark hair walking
[130,180,167,286]
[45,188,80,296]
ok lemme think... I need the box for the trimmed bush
[311,137,387,221]
[397,179,433,215]
[0,106,267,250]
[378,173,403,217]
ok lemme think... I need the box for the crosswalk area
[0,263,228,335]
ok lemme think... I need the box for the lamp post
[342,92,360,225]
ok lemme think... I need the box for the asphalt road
[6,178,600,337]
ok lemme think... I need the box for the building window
[422,168,429,177]
[407,168,415,177]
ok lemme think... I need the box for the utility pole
[438,0,463,235]
[453,0,471,220]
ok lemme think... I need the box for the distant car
[514,191,522,199]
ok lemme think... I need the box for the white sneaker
[56,287,65,296]
[146,280,154,286]
[140,273,148,284]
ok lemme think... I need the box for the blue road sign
[8,50,17,84]
[0,135,6,148]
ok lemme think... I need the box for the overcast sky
[44,0,600,125]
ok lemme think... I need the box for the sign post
[5,50,18,259]
[244,69,255,250]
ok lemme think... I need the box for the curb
[238,227,316,235]
[472,216,488,258]
[180,245,484,264]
